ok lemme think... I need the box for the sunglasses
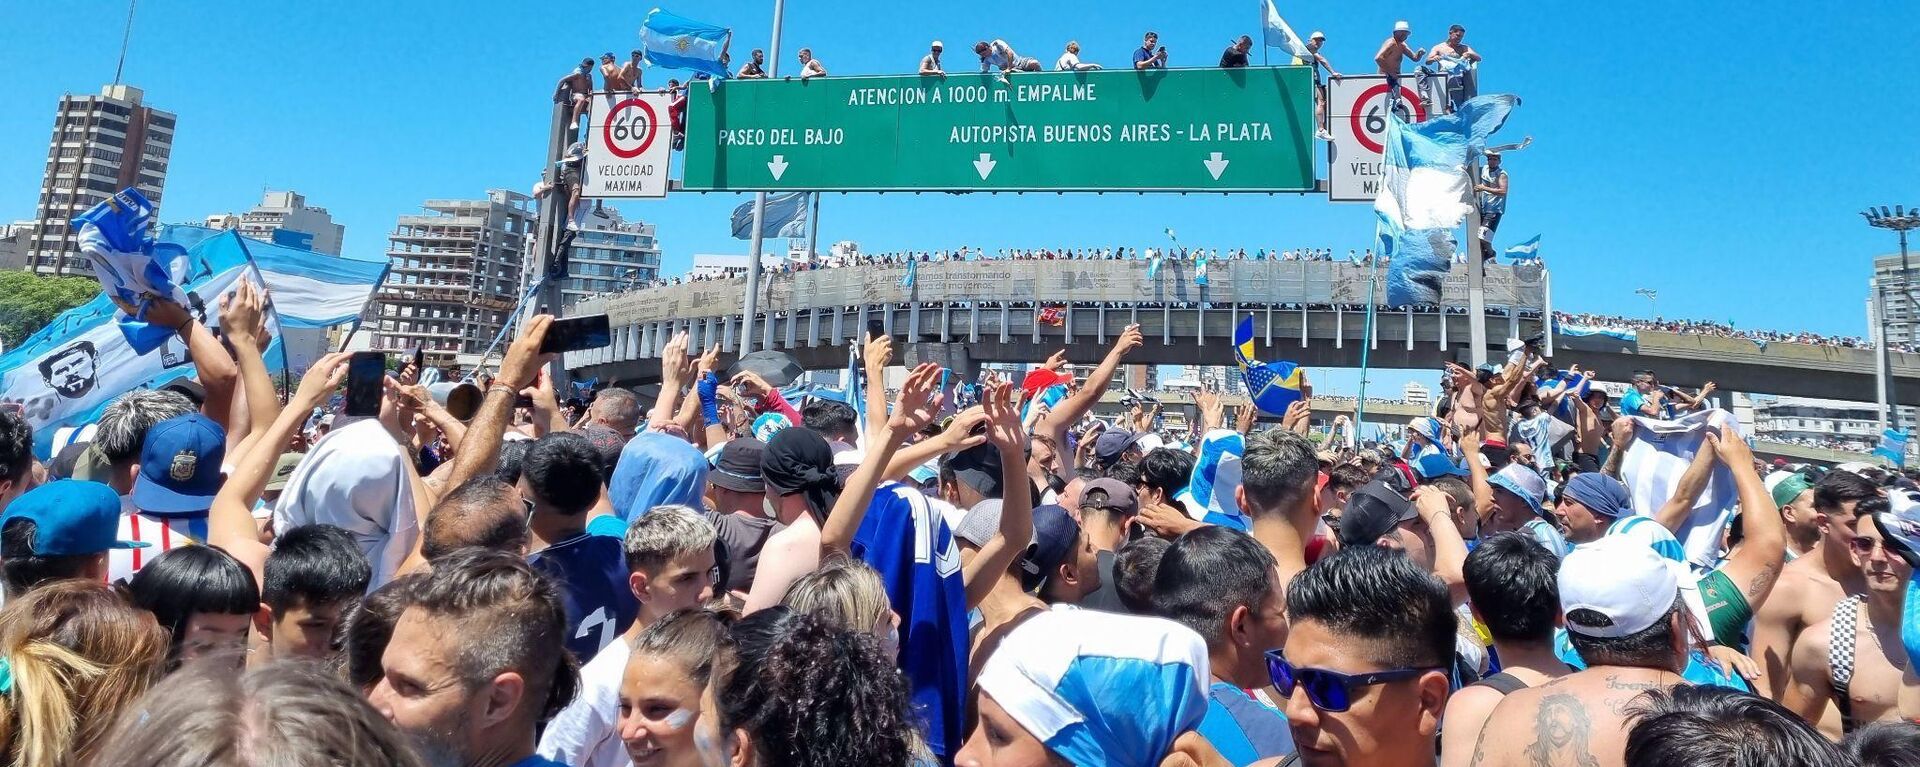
[1265,650,1437,713]
[1849,537,1891,555]
[522,496,537,523]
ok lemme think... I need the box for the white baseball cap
[1393,21,1411,32]
[1309,31,1326,40]
[931,40,944,49]
[1559,537,1679,639]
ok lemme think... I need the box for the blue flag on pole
[640,8,732,80]
[901,258,918,288]
[1505,234,1541,262]
[1375,94,1519,306]
[729,192,811,239]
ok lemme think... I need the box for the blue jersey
[850,483,967,761]
[528,533,639,661]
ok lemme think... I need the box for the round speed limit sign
[1349,83,1427,154]
[602,98,662,159]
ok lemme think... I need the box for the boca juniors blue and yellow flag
[1233,316,1304,416]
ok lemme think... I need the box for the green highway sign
[682,67,1315,192]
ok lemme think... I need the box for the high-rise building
[560,207,661,308]
[368,191,535,369]
[1403,381,1432,406]
[26,84,174,275]
[205,190,345,255]
[1872,253,1920,345]
[1750,395,1891,453]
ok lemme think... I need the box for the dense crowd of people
[1554,312,1901,353]
[0,276,1916,767]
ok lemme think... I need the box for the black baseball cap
[944,443,1003,499]
[1019,504,1082,592]
[710,438,767,493]
[1336,481,1417,547]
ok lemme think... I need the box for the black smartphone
[345,352,385,417]
[410,347,424,371]
[866,319,885,341]
[541,314,613,354]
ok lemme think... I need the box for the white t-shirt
[538,636,633,767]
[109,496,201,584]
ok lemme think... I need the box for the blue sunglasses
[1265,650,1438,713]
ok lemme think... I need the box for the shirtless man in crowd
[1749,469,1877,734]
[1782,498,1920,737]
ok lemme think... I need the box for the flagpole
[740,0,786,355]
[1355,258,1379,440]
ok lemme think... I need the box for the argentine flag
[1195,249,1210,287]
[1877,428,1910,466]
[1376,94,1519,306]
[1505,235,1542,262]
[641,8,732,80]
[901,257,918,288]
[74,189,193,355]
[1261,0,1312,61]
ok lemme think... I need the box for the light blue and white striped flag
[73,189,192,355]
[1195,248,1211,287]
[1877,428,1910,465]
[1377,94,1519,306]
[1146,248,1164,280]
[1505,235,1542,262]
[640,8,733,80]
[730,192,811,240]
[0,226,386,458]
[1261,0,1312,61]
[900,257,918,288]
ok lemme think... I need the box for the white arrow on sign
[768,155,789,181]
[972,153,997,180]
[1203,152,1230,181]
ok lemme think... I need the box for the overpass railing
[582,261,1545,327]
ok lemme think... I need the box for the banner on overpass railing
[594,261,1543,327]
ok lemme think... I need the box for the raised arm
[959,382,1033,610]
[1603,416,1636,479]
[1414,485,1469,606]
[445,316,554,492]
[1708,429,1786,610]
[820,360,943,554]
[209,352,350,587]
[1040,325,1142,435]
[217,281,278,458]
[1652,435,1718,533]
[1461,430,1495,525]
[648,332,692,431]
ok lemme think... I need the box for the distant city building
[204,190,345,255]
[0,222,32,271]
[1223,366,1247,396]
[26,84,175,275]
[1124,364,1159,393]
[1750,395,1891,452]
[1873,253,1919,345]
[1403,381,1432,406]
[688,254,750,280]
[561,207,660,308]
[366,191,535,369]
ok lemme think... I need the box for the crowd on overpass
[1554,311,1906,353]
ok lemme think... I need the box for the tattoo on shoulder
[1468,721,1492,767]
[1524,694,1603,767]
[1604,674,1660,693]
[1744,562,1781,604]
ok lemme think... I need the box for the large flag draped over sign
[1375,94,1519,306]
[1194,249,1211,287]
[640,8,732,80]
[0,227,387,458]
[730,192,811,240]
[74,189,192,355]
[1233,316,1305,416]
[1261,0,1312,61]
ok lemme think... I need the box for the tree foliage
[0,273,100,350]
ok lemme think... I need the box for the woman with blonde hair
[0,580,169,767]
[780,554,899,659]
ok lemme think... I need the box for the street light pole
[1634,288,1657,320]
[740,0,786,354]
[1864,205,1920,432]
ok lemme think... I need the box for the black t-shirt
[1219,46,1250,68]
[1076,550,1127,612]
[710,511,783,593]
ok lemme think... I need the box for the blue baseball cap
[131,414,226,515]
[1,480,146,556]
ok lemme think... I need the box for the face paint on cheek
[663,708,696,729]
[692,719,731,767]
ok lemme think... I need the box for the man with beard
[38,341,98,399]
[369,548,577,767]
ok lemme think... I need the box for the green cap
[1770,473,1813,510]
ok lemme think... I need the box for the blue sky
[2,0,1916,397]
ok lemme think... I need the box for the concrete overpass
[564,260,1920,406]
